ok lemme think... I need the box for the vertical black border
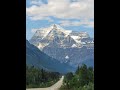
[1,0,26,89]
[94,0,118,89]
[16,0,26,90]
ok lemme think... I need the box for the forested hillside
[60,64,94,90]
[26,66,60,88]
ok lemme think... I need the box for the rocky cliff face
[29,24,94,68]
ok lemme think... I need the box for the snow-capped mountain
[29,24,94,68]
[30,24,72,49]
[30,24,93,49]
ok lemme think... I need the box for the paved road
[26,76,64,90]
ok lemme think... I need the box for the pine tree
[76,65,80,74]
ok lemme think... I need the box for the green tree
[78,64,89,86]
[76,65,80,75]
[26,65,60,88]
[60,64,94,90]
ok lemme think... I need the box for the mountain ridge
[29,24,94,68]
[26,40,75,73]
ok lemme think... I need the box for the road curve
[26,76,64,90]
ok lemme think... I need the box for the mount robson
[27,24,94,73]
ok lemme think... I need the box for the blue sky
[26,0,94,40]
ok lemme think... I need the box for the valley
[26,24,94,90]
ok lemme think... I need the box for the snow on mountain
[51,24,72,36]
[79,32,90,38]
[71,36,81,43]
[65,55,69,59]
[38,43,49,50]
[30,24,74,49]
[29,24,94,68]
[38,43,43,49]
[81,42,86,44]
[36,24,72,39]
[71,44,77,48]
[30,24,94,50]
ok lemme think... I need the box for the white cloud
[30,0,44,5]
[26,0,94,20]
[29,16,54,22]
[59,19,94,28]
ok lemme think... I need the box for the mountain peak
[30,24,93,50]
[53,24,57,28]
[50,24,63,30]
[50,24,57,30]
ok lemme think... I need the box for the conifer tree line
[26,64,94,89]
[26,66,60,88]
[60,64,94,90]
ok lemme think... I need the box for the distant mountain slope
[26,40,74,73]
[29,24,94,68]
